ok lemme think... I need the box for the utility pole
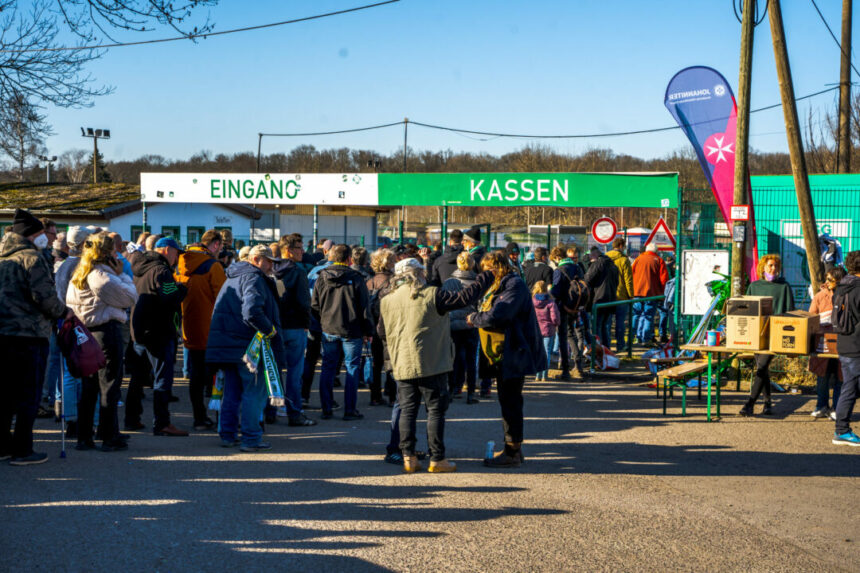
[256,133,263,173]
[731,0,756,297]
[402,118,408,242]
[838,0,852,173]
[768,0,824,291]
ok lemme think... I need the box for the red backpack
[57,316,106,378]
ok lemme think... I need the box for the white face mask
[33,234,49,249]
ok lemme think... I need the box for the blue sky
[41,0,856,163]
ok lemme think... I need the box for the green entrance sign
[377,172,677,208]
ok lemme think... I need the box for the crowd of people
[1,206,858,468]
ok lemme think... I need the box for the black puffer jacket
[441,269,478,330]
[274,259,310,330]
[432,244,464,285]
[129,250,187,348]
[523,260,553,292]
[311,264,373,338]
[584,253,618,309]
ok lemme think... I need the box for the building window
[130,225,151,242]
[161,226,180,241]
[187,226,205,244]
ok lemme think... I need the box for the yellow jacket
[606,249,634,301]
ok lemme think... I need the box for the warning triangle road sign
[644,217,676,251]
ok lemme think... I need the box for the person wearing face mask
[207,244,285,452]
[0,208,70,465]
[739,254,795,417]
[128,237,188,436]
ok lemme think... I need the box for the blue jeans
[835,356,860,436]
[613,305,628,352]
[44,331,62,404]
[282,329,308,419]
[657,307,669,338]
[387,380,402,455]
[182,346,189,378]
[219,364,267,447]
[595,308,612,348]
[538,335,555,380]
[146,338,176,431]
[815,359,841,411]
[632,301,657,344]
[320,334,362,414]
[61,358,83,422]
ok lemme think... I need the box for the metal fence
[677,185,860,340]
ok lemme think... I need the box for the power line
[809,0,860,78]
[261,121,404,138]
[0,0,400,53]
[259,86,839,140]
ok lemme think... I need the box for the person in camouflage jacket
[0,209,68,466]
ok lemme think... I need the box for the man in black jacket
[524,247,554,291]
[463,227,486,271]
[128,237,188,436]
[431,229,465,285]
[585,247,619,350]
[311,244,373,421]
[550,245,588,379]
[275,235,316,427]
[833,250,860,446]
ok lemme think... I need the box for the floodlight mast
[38,155,58,183]
[81,127,111,185]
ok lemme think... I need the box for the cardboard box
[814,331,838,354]
[726,295,774,317]
[769,311,820,354]
[727,315,770,350]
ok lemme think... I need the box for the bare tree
[57,148,90,183]
[0,0,216,109]
[0,90,52,179]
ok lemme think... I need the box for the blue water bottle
[485,440,495,461]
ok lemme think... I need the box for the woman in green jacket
[739,254,795,417]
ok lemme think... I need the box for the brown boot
[428,458,457,473]
[403,455,423,473]
[484,442,523,468]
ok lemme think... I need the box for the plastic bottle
[485,440,495,460]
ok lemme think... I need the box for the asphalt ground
[2,365,859,572]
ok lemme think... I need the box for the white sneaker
[829,409,837,421]
[811,408,828,418]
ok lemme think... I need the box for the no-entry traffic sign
[592,217,618,244]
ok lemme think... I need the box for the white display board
[141,173,379,205]
[682,249,730,315]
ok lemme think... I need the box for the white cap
[66,226,91,249]
[394,257,425,275]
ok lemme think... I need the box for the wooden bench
[657,360,709,416]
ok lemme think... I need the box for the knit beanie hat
[464,227,481,243]
[12,208,44,237]
[66,226,91,256]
